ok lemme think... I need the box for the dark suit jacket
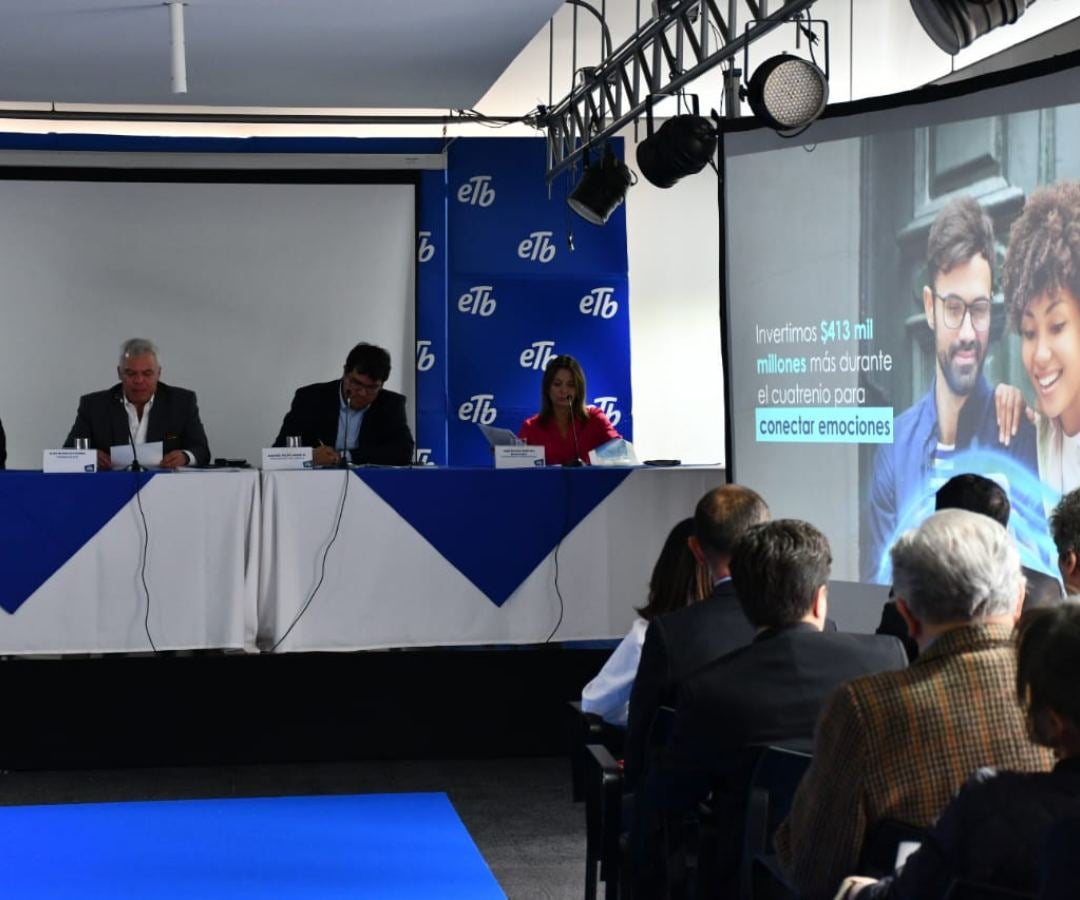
[859,757,1080,900]
[273,379,414,466]
[624,579,755,789]
[64,382,211,467]
[639,624,908,821]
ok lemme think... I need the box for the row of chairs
[569,702,1039,900]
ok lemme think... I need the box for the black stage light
[567,144,635,225]
[745,53,829,135]
[911,0,1031,55]
[636,114,718,189]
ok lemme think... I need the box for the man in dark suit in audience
[624,484,769,790]
[631,520,907,894]
[274,342,414,467]
[878,473,1061,661]
[64,338,211,469]
[777,509,1054,900]
[1050,488,1080,597]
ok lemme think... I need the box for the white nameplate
[494,445,545,468]
[262,447,314,470]
[43,449,97,473]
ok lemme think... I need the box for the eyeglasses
[934,292,992,332]
[345,375,383,395]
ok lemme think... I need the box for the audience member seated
[623,484,769,790]
[835,604,1080,900]
[581,517,709,728]
[877,473,1061,661]
[776,509,1055,900]
[631,520,907,896]
[1050,488,1080,597]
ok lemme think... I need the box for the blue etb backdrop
[443,137,632,466]
[414,169,448,466]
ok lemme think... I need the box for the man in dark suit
[877,473,1062,661]
[631,520,907,893]
[624,484,769,790]
[274,342,414,467]
[64,338,210,469]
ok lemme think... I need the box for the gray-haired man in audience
[776,509,1053,900]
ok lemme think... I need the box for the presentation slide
[723,55,1080,585]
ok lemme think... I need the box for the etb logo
[458,394,498,425]
[414,448,433,465]
[580,287,619,319]
[593,396,622,427]
[457,285,497,317]
[517,231,557,264]
[520,340,556,371]
[457,175,496,207]
[417,230,435,263]
[416,340,435,372]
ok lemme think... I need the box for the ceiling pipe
[168,1,188,94]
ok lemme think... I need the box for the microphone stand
[339,384,350,468]
[119,394,143,471]
[564,396,583,468]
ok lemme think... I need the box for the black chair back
[739,745,812,900]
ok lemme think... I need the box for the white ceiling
[0,0,564,109]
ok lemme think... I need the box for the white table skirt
[258,467,724,652]
[0,470,260,655]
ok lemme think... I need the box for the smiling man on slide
[866,197,1037,580]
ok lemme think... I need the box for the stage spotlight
[911,0,1031,55]
[567,144,635,225]
[636,115,717,189]
[745,53,829,135]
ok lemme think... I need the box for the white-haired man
[775,509,1053,900]
[64,338,210,469]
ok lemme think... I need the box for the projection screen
[724,52,1080,591]
[0,166,417,469]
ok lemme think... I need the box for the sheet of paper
[110,440,164,469]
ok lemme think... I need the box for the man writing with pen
[273,342,414,467]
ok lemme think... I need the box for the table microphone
[564,395,584,467]
[118,394,143,472]
[338,388,350,468]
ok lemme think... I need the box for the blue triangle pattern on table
[356,468,633,606]
[0,472,155,615]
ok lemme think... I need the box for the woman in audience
[518,355,620,465]
[835,603,1080,900]
[580,518,708,727]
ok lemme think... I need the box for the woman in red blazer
[518,355,620,466]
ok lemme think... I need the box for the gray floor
[0,757,586,899]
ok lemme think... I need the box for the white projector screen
[0,174,416,468]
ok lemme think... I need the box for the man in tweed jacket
[775,509,1054,900]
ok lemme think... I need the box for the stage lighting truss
[540,0,819,184]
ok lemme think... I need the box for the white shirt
[122,392,154,445]
[121,392,194,465]
[580,617,649,727]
